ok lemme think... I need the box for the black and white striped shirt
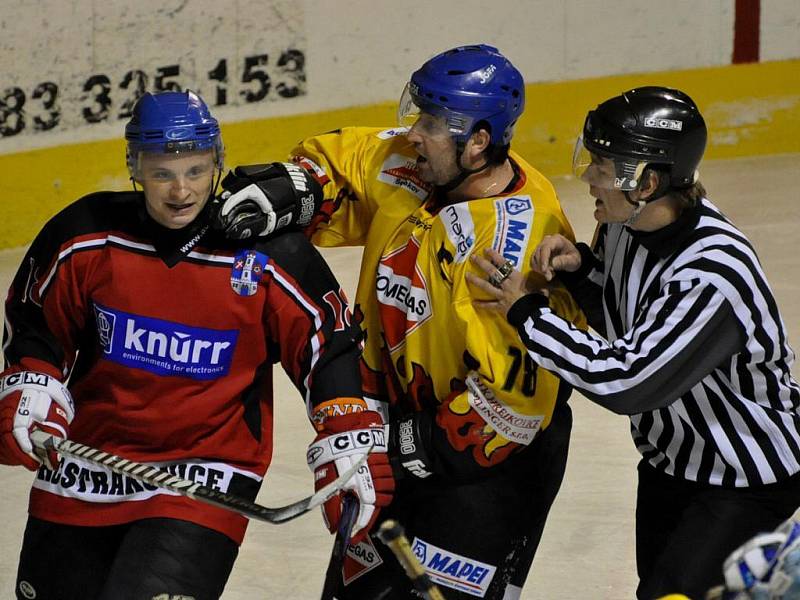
[507,198,800,487]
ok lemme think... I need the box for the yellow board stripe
[1,59,798,249]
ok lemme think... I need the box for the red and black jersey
[2,191,362,543]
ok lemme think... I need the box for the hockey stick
[377,519,447,600]
[30,431,369,525]
[320,493,359,599]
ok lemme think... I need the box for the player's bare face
[582,154,635,224]
[138,150,216,229]
[406,114,460,186]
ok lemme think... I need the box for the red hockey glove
[0,371,75,471]
[306,410,395,544]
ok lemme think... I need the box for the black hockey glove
[212,162,323,239]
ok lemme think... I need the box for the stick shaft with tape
[30,431,369,525]
[377,519,447,600]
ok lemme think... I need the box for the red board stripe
[733,0,761,63]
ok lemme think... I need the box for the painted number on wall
[0,50,305,138]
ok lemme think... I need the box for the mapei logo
[494,196,534,268]
[411,537,497,597]
[504,196,531,215]
[92,303,239,380]
[377,154,432,200]
[644,117,683,131]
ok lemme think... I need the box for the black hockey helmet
[574,86,707,192]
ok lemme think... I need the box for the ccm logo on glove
[307,410,394,543]
[307,428,387,464]
[0,370,75,471]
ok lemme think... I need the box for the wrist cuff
[507,294,549,328]
[555,242,596,285]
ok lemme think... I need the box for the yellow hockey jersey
[292,126,583,471]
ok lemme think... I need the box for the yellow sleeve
[291,127,384,247]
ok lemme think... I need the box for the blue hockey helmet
[125,90,224,178]
[398,44,525,146]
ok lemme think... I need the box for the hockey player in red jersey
[216,45,584,599]
[0,90,393,600]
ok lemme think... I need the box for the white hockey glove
[714,515,800,599]
[306,410,394,543]
[212,162,323,239]
[0,371,75,471]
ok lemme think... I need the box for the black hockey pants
[333,396,572,600]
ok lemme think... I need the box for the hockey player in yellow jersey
[215,44,584,599]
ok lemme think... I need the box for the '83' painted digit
[32,82,60,131]
[82,74,111,123]
[0,87,26,137]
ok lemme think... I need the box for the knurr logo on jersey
[378,154,432,200]
[92,302,239,380]
[376,237,432,352]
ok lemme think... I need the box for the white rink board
[3,0,799,154]
[0,153,798,598]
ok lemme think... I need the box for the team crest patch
[231,250,268,297]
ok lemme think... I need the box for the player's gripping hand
[306,410,394,543]
[0,371,75,471]
[212,161,323,239]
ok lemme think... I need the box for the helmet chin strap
[623,193,646,227]
[437,140,492,193]
[622,175,671,227]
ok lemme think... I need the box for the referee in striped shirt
[467,87,800,599]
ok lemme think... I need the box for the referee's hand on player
[532,234,582,281]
